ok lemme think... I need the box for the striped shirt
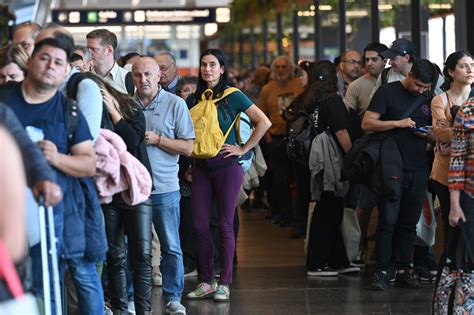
[448,98,474,197]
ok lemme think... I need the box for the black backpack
[286,109,317,166]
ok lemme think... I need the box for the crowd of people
[0,19,473,315]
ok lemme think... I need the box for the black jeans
[102,195,153,314]
[268,136,293,217]
[431,179,456,258]
[375,170,428,270]
[306,191,349,270]
[292,161,311,232]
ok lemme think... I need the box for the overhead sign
[51,7,231,26]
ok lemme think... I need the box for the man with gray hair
[12,21,43,56]
[257,56,303,226]
[73,45,93,72]
[154,51,179,94]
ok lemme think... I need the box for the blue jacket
[62,177,107,261]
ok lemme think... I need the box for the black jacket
[342,131,403,202]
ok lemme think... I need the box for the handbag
[0,241,39,314]
[340,208,362,261]
[416,190,437,246]
[433,223,474,315]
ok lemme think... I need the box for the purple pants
[191,154,244,284]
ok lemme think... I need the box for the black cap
[381,38,416,59]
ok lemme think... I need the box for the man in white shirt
[346,42,388,118]
[86,29,129,94]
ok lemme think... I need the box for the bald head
[339,50,362,82]
[13,22,42,56]
[35,25,73,43]
[132,57,162,101]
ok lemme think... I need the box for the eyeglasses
[342,59,362,66]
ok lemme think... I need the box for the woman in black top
[305,60,357,276]
[283,61,316,238]
[87,74,153,314]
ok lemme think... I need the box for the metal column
[371,0,380,42]
[250,26,256,68]
[338,0,346,53]
[313,0,321,60]
[292,9,299,63]
[411,0,421,56]
[276,12,283,56]
[238,32,244,67]
[262,18,269,65]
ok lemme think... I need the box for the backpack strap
[400,92,429,119]
[66,72,86,100]
[381,67,391,86]
[223,113,241,142]
[125,72,135,96]
[67,99,80,149]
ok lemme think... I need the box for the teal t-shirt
[216,90,253,145]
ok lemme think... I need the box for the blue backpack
[236,113,254,172]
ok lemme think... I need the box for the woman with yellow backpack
[186,49,271,301]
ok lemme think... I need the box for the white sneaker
[166,301,186,314]
[184,269,198,278]
[336,264,361,274]
[153,272,163,286]
[104,304,113,315]
[127,301,136,315]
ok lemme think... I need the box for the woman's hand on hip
[221,143,245,158]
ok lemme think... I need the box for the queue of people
[0,19,473,315]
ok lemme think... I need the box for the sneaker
[335,264,360,274]
[371,270,389,291]
[166,301,186,315]
[351,250,366,267]
[415,265,434,282]
[307,266,338,277]
[127,301,136,315]
[104,305,113,315]
[387,265,396,282]
[394,269,421,289]
[184,268,198,278]
[214,284,230,302]
[187,280,218,299]
[427,257,439,275]
[153,272,163,287]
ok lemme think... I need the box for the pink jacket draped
[94,128,152,205]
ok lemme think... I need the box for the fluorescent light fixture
[204,23,218,36]
[216,7,231,23]
[428,4,452,10]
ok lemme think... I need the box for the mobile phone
[411,126,432,133]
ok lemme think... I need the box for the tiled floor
[151,208,435,314]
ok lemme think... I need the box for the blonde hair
[0,44,29,74]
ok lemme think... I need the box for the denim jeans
[150,191,184,303]
[66,257,104,314]
[375,170,428,270]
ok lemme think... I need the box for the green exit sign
[87,12,97,23]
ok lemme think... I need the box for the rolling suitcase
[38,197,62,315]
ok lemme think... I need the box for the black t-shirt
[367,81,432,170]
[315,95,349,133]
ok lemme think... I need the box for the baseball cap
[381,38,416,59]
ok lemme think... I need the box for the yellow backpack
[190,87,240,159]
